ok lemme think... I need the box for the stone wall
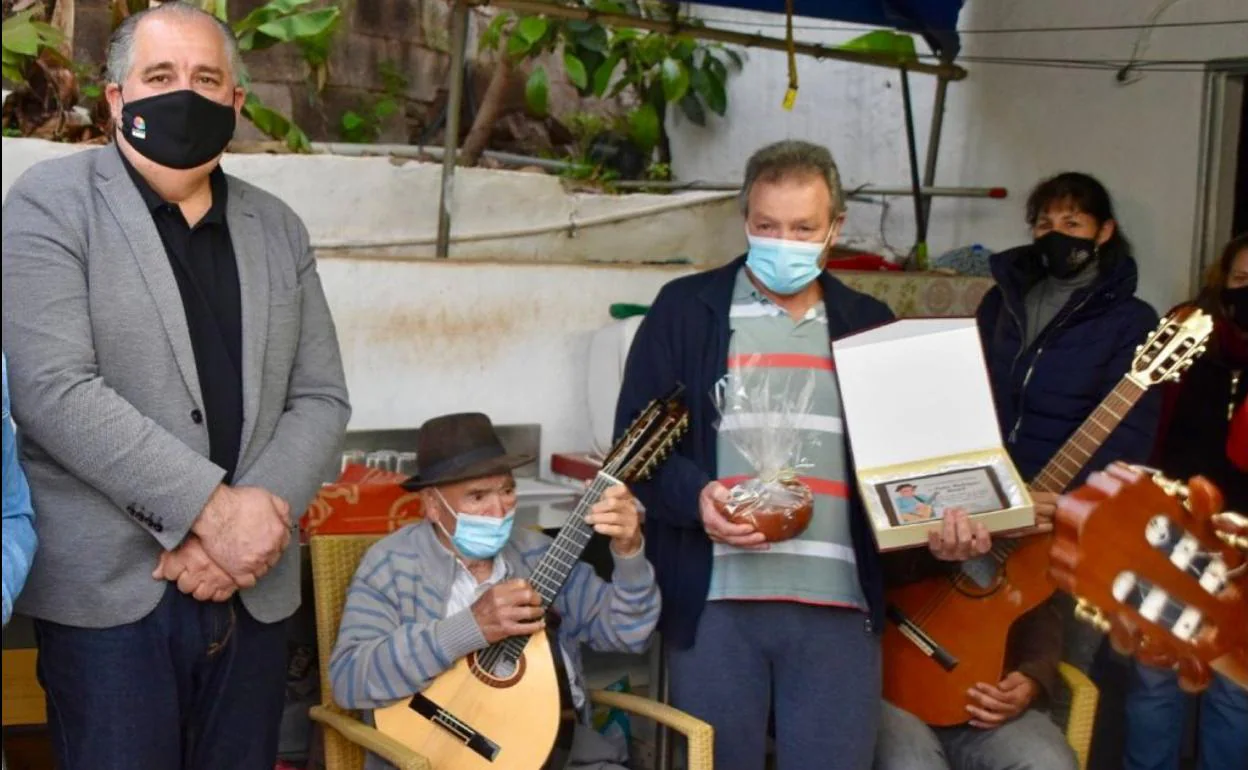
[63,0,610,151]
[69,0,466,144]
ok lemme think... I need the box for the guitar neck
[529,472,615,606]
[1031,377,1148,494]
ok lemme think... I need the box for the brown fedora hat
[401,413,534,491]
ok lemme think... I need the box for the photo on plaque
[876,466,1010,528]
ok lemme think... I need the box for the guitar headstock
[1127,307,1214,388]
[604,385,690,484]
[1050,464,1247,692]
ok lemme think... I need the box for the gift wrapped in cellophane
[713,360,819,543]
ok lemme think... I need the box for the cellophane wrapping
[713,360,818,534]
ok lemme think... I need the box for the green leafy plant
[479,1,743,165]
[2,9,63,84]
[339,61,406,143]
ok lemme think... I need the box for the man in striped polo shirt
[617,140,938,769]
[619,141,1025,769]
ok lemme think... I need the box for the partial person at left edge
[0,4,351,770]
[2,353,37,630]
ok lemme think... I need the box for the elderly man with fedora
[329,412,661,770]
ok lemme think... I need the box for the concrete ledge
[1,136,743,265]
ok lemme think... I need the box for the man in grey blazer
[1,4,350,768]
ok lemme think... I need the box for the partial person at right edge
[1,4,351,769]
[1121,233,1248,770]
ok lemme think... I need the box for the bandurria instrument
[372,386,688,769]
[882,307,1214,725]
[1051,464,1246,692]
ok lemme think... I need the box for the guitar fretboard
[488,472,617,667]
[1032,378,1147,494]
[972,376,1147,569]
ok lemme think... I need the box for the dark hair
[1024,172,1132,272]
[896,484,915,491]
[1197,232,1248,322]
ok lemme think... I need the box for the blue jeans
[668,601,881,770]
[1125,662,1248,770]
[34,584,288,770]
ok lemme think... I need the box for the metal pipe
[436,2,471,259]
[654,643,673,770]
[920,75,949,228]
[609,180,1007,198]
[898,67,928,267]
[467,0,966,80]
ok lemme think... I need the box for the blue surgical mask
[745,232,830,295]
[435,489,515,560]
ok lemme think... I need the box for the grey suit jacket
[1,145,351,628]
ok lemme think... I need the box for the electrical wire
[685,15,1248,35]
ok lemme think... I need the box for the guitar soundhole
[954,555,1004,596]
[468,650,526,689]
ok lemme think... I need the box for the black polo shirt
[121,149,244,482]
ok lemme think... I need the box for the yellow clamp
[783,0,797,110]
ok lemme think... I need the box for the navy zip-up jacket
[613,256,895,649]
[976,243,1162,486]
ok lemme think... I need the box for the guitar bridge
[886,604,958,672]
[408,692,502,761]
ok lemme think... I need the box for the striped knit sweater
[329,520,660,749]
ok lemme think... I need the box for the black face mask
[1224,286,1248,329]
[1034,231,1098,279]
[120,89,236,170]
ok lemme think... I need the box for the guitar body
[372,628,576,769]
[882,308,1216,723]
[883,535,1056,725]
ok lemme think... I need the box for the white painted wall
[321,258,690,465]
[671,0,1248,311]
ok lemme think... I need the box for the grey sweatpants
[668,600,882,770]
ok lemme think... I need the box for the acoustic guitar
[372,386,688,769]
[1051,464,1246,692]
[882,307,1214,725]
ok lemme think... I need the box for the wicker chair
[309,533,714,770]
[1057,662,1099,770]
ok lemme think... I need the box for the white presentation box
[832,318,1035,551]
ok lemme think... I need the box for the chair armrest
[589,689,713,770]
[310,705,433,770]
[1058,662,1098,770]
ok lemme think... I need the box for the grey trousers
[874,703,1078,770]
[567,722,630,770]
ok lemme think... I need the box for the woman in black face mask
[977,172,1162,525]
[1118,233,1248,770]
[974,172,1163,706]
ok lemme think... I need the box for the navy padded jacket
[976,244,1162,486]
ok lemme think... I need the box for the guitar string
[477,473,615,674]
[906,381,1141,627]
[476,407,666,673]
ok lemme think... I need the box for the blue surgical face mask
[435,489,515,560]
[745,230,831,295]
